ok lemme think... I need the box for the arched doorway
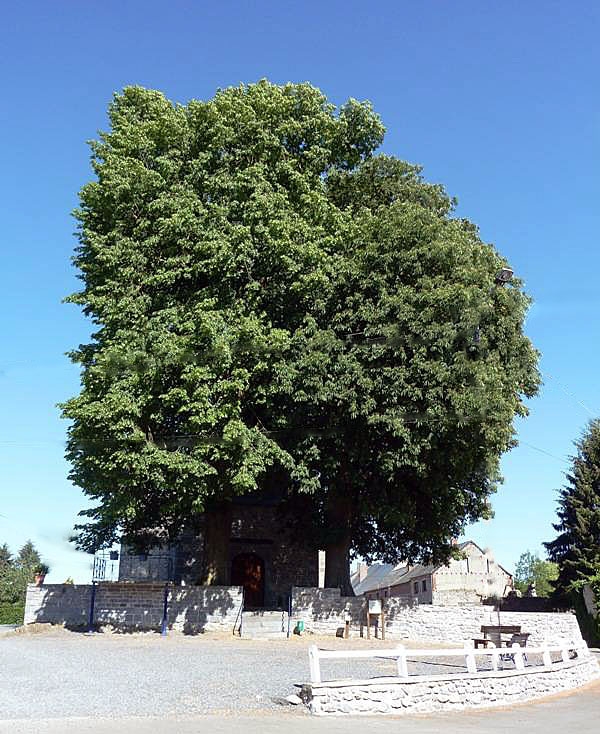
[231,552,265,608]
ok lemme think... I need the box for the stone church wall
[119,504,318,607]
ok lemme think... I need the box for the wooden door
[231,552,265,608]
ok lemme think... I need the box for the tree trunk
[200,501,232,585]
[324,485,355,596]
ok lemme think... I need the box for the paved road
[4,681,600,734]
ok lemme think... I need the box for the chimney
[358,563,368,583]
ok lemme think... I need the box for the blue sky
[1,2,598,582]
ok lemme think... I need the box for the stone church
[118,494,322,609]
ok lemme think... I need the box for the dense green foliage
[0,541,45,624]
[545,420,600,640]
[63,81,539,589]
[513,551,558,597]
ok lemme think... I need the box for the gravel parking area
[0,628,470,720]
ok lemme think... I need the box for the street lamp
[494,267,514,285]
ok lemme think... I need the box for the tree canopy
[63,81,539,591]
[513,551,558,597]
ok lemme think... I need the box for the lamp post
[494,267,514,286]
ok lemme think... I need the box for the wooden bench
[473,625,523,649]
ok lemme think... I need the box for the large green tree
[546,421,600,603]
[267,154,539,591]
[63,81,539,591]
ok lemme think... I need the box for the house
[351,541,513,606]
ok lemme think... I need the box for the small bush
[0,602,24,625]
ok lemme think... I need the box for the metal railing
[308,640,590,684]
[233,587,245,636]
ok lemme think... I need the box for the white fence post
[306,641,582,688]
[309,644,321,683]
[396,645,408,677]
[542,640,552,667]
[490,645,499,672]
[464,641,477,674]
[512,643,525,670]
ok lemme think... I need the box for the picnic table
[473,625,530,649]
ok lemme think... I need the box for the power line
[542,371,599,419]
[0,429,573,467]
[518,441,570,466]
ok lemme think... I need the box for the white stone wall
[303,656,600,715]
[291,588,583,645]
[385,605,582,646]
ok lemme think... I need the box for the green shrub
[0,602,24,625]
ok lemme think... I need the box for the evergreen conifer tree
[546,420,600,598]
[0,543,12,569]
[16,541,42,572]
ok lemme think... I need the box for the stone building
[351,541,513,605]
[118,494,319,610]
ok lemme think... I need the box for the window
[413,581,419,594]
[466,558,470,573]
[422,579,427,592]
[486,559,490,574]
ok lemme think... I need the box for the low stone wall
[291,587,415,635]
[291,588,583,645]
[24,583,243,633]
[302,655,600,715]
[24,584,585,644]
[291,587,365,635]
[386,605,583,646]
[169,586,243,633]
[24,584,93,628]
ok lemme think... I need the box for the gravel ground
[0,627,552,721]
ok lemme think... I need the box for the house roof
[351,563,395,596]
[351,561,436,595]
[350,540,512,595]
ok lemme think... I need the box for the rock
[285,694,303,705]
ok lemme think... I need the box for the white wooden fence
[308,640,590,684]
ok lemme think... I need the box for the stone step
[243,609,287,619]
[242,622,287,632]
[238,610,289,638]
[240,631,288,639]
